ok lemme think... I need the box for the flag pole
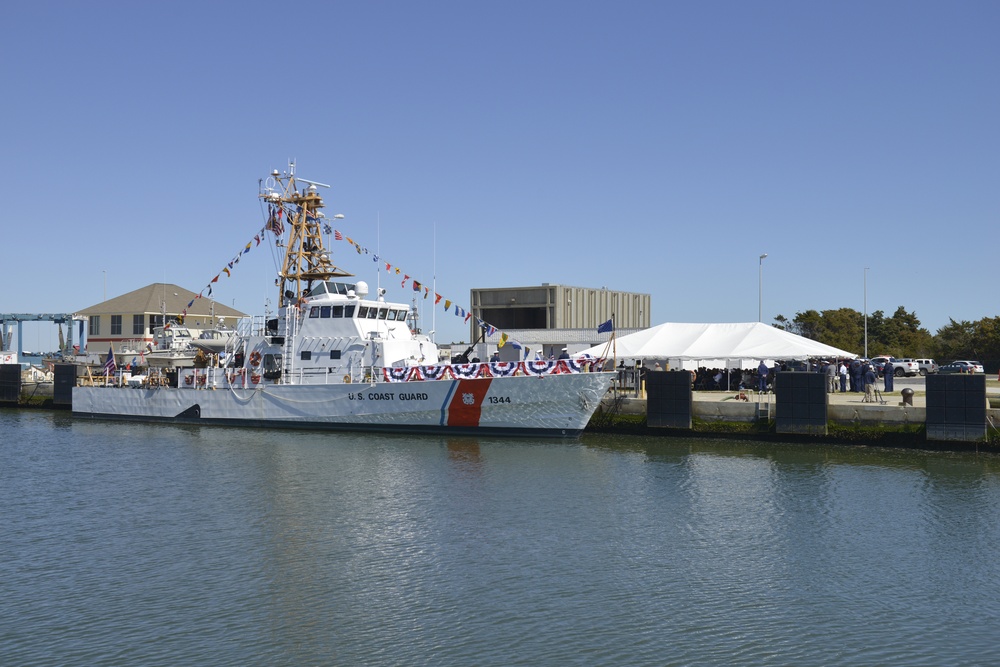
[597,315,616,372]
[612,314,616,372]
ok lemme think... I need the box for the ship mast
[261,165,351,308]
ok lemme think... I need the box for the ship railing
[236,316,266,338]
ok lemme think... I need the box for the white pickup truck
[900,358,939,376]
[871,356,920,377]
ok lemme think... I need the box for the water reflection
[445,438,482,466]
[5,415,1000,666]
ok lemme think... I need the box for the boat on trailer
[72,165,614,436]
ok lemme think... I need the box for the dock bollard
[900,387,914,406]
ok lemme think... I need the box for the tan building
[466,284,650,361]
[470,283,649,335]
[76,283,246,349]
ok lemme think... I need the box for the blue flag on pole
[597,318,614,334]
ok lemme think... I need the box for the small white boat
[21,365,54,397]
[144,325,198,368]
[190,326,236,356]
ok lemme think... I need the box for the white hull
[73,372,614,437]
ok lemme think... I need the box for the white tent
[578,322,857,364]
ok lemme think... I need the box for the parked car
[900,358,939,376]
[939,361,985,374]
[870,356,920,377]
[954,360,984,374]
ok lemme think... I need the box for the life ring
[249,351,262,367]
[250,374,261,384]
[343,375,351,383]
[184,375,193,385]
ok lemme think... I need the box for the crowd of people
[612,358,902,404]
[673,359,894,402]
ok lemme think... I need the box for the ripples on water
[2,410,1000,666]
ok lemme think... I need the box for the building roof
[76,283,247,318]
[474,283,649,296]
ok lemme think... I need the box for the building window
[133,314,145,335]
[150,315,164,329]
[89,315,101,336]
[111,315,122,336]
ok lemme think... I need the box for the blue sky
[2,1,997,350]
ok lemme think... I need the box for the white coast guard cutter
[73,166,614,436]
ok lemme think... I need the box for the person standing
[839,361,848,392]
[826,361,837,393]
[757,360,769,392]
[883,359,894,392]
[863,364,877,402]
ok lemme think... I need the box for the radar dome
[355,281,369,297]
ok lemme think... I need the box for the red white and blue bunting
[381,357,605,383]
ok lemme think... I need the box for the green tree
[879,307,933,357]
[934,319,976,362]
[817,307,864,353]
[976,317,1000,373]
[791,310,823,340]
[864,310,887,356]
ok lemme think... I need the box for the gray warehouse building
[467,284,650,360]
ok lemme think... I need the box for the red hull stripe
[445,379,493,427]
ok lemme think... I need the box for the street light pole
[758,253,768,322]
[864,267,869,358]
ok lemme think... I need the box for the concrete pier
[605,375,1000,442]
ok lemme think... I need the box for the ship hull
[72,372,614,438]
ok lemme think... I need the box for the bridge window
[309,307,320,318]
[329,350,341,360]
[332,306,344,318]
[344,305,355,318]
[320,306,331,318]
[300,351,312,361]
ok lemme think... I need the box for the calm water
[3,410,1000,666]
